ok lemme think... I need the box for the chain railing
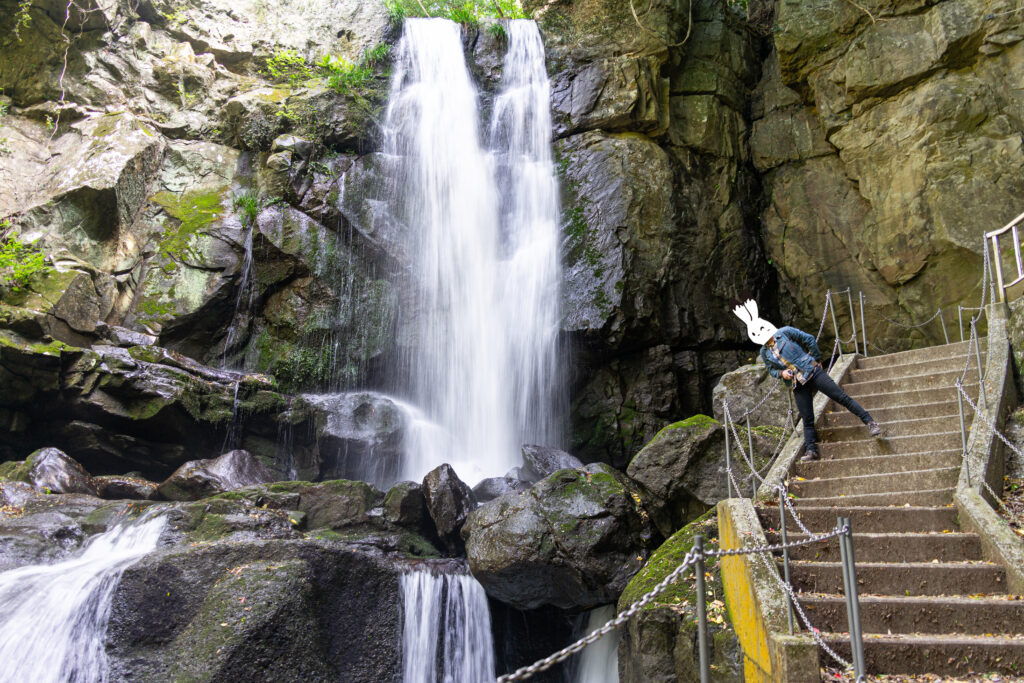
[495,522,858,683]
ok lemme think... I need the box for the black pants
[793,368,873,451]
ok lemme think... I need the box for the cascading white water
[572,605,620,683]
[401,570,495,683]
[491,19,564,462]
[385,18,563,485]
[0,516,167,683]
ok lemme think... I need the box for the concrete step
[820,414,969,441]
[793,450,962,480]
[757,505,959,534]
[855,340,987,371]
[841,369,974,396]
[818,432,961,458]
[788,561,1008,596]
[789,466,959,498]
[848,354,984,384]
[820,633,1024,676]
[793,488,955,507]
[822,400,962,427]
[777,532,982,562]
[799,595,1024,636]
[842,384,980,411]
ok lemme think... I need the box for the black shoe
[867,421,883,437]
[800,447,820,462]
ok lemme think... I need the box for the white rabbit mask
[732,299,778,345]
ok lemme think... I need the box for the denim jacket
[759,326,822,388]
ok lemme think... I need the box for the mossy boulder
[626,415,778,537]
[462,463,656,610]
[617,511,742,682]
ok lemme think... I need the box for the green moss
[90,112,126,138]
[618,509,720,611]
[0,459,25,481]
[652,414,720,441]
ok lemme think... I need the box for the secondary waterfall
[572,605,620,683]
[401,569,495,683]
[0,516,167,683]
[385,18,563,485]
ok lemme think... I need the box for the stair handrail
[984,209,1024,303]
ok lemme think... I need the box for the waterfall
[401,569,495,683]
[385,18,563,486]
[572,605,620,683]
[0,515,167,683]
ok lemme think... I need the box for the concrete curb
[716,498,819,682]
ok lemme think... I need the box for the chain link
[863,298,944,330]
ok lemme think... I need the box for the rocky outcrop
[539,0,772,462]
[462,463,656,610]
[711,361,790,426]
[752,0,1024,349]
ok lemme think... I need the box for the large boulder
[626,415,778,537]
[462,463,656,610]
[472,476,530,504]
[711,362,791,427]
[422,464,476,554]
[95,475,160,501]
[155,450,276,501]
[8,447,99,496]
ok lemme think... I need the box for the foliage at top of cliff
[384,0,527,25]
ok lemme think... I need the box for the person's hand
[782,369,794,380]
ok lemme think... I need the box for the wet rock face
[17,447,100,497]
[462,463,655,610]
[711,362,789,426]
[471,476,530,504]
[753,0,1024,349]
[520,445,583,482]
[304,392,407,488]
[422,464,476,554]
[155,450,276,501]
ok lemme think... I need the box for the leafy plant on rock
[0,224,54,293]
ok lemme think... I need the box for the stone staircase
[758,339,1024,677]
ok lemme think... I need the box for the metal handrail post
[859,291,868,357]
[958,305,965,342]
[843,517,867,680]
[724,413,732,499]
[938,308,949,344]
[779,481,795,635]
[957,380,972,487]
[829,291,843,358]
[846,289,860,355]
[991,234,1006,303]
[746,416,755,499]
[837,517,859,674]
[694,535,711,683]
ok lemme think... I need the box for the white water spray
[401,569,495,683]
[385,18,563,485]
[0,515,167,683]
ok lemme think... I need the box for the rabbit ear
[743,299,759,320]
[733,303,752,324]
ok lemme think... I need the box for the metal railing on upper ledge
[986,209,1024,303]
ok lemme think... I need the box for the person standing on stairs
[733,300,883,462]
